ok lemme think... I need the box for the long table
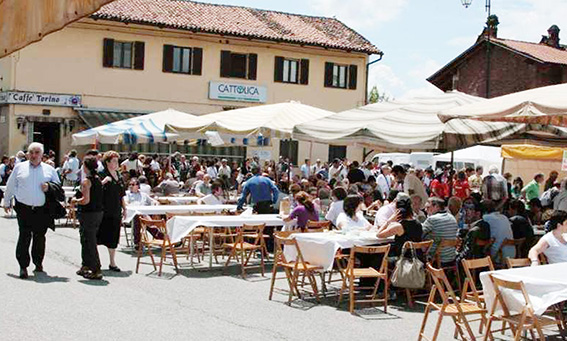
[154,196,200,204]
[480,263,567,315]
[125,204,237,223]
[166,214,285,268]
[285,231,393,271]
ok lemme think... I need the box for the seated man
[126,179,160,246]
[191,172,212,198]
[422,197,458,264]
[482,199,515,263]
[198,181,226,205]
[155,173,181,196]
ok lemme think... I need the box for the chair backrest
[403,240,434,255]
[506,258,531,268]
[461,256,495,305]
[274,233,305,267]
[498,238,525,257]
[157,198,171,205]
[305,220,331,231]
[346,245,391,276]
[302,228,325,233]
[426,263,461,308]
[236,223,266,245]
[139,216,168,243]
[490,274,533,316]
[433,238,459,266]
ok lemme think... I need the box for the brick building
[428,16,567,98]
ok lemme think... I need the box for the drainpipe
[365,52,384,105]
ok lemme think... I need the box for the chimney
[540,25,561,48]
[477,14,499,42]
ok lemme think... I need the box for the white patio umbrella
[72,108,195,145]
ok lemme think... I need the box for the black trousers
[14,201,50,269]
[78,211,104,271]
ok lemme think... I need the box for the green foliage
[368,86,390,103]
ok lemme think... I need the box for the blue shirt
[4,161,60,207]
[237,174,279,210]
[483,212,516,262]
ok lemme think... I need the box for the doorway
[33,122,60,161]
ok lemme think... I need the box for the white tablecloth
[480,263,567,315]
[284,231,393,271]
[155,196,199,204]
[125,204,237,223]
[166,213,285,243]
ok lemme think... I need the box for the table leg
[209,226,213,269]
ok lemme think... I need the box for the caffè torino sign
[209,81,267,103]
[0,91,82,107]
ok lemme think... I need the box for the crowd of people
[2,145,567,281]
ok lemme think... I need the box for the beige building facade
[0,1,380,164]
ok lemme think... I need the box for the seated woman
[325,186,347,226]
[335,194,373,232]
[125,178,157,206]
[528,210,567,265]
[376,196,422,258]
[283,191,319,231]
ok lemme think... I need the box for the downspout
[365,51,384,104]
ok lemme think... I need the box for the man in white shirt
[329,158,347,183]
[311,159,323,175]
[62,149,80,187]
[300,159,311,179]
[198,182,225,205]
[404,169,428,208]
[218,159,231,178]
[150,154,161,172]
[15,151,26,164]
[376,165,392,198]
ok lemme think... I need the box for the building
[428,16,567,99]
[0,0,381,164]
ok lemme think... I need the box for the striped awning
[75,107,149,128]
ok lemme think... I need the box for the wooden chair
[223,223,266,278]
[461,256,495,334]
[268,231,322,304]
[338,244,391,314]
[483,274,566,341]
[506,258,531,269]
[241,223,270,260]
[305,220,331,232]
[418,263,487,341]
[165,212,205,263]
[136,217,179,276]
[433,238,462,293]
[402,240,434,308]
[497,238,526,266]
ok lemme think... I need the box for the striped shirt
[422,211,458,263]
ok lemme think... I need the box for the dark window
[220,51,257,80]
[173,47,191,73]
[280,139,298,166]
[324,62,358,89]
[230,53,247,78]
[328,145,347,161]
[113,41,133,69]
[103,38,144,70]
[163,45,203,75]
[333,64,348,88]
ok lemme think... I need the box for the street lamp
[461,0,472,8]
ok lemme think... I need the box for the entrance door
[33,122,60,160]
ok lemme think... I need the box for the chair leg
[147,245,157,270]
[268,262,279,300]
[308,272,319,302]
[337,276,347,306]
[170,244,179,273]
[260,248,265,277]
[158,246,166,276]
[431,312,444,341]
[135,243,143,273]
[240,248,246,278]
[460,314,477,341]
[418,304,431,341]
[482,317,495,341]
[349,276,355,314]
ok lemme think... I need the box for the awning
[501,144,566,161]
[75,107,150,129]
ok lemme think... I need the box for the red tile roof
[492,38,567,65]
[92,0,381,54]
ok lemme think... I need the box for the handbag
[391,242,426,289]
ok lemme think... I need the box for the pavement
[0,214,556,341]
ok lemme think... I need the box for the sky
[202,0,567,99]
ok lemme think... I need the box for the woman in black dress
[97,151,126,272]
[72,155,104,280]
[376,195,423,258]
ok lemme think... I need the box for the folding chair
[433,238,462,293]
[338,244,391,314]
[268,231,322,304]
[506,258,531,269]
[418,263,487,341]
[461,256,495,334]
[224,223,266,278]
[165,212,204,263]
[305,220,331,232]
[403,240,434,308]
[136,217,179,276]
[483,274,566,341]
[497,238,525,266]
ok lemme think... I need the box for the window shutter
[300,59,309,85]
[133,41,145,70]
[103,38,114,67]
[348,64,358,90]
[191,47,203,75]
[220,50,231,77]
[324,62,334,87]
[274,56,284,82]
[162,45,174,72]
[247,53,257,80]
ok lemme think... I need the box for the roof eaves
[427,40,483,83]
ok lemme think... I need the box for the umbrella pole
[501,158,506,175]
[450,150,454,169]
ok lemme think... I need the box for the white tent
[72,108,194,145]
[432,145,502,173]
[293,91,484,150]
[165,101,335,145]
[438,83,567,126]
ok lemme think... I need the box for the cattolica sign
[209,81,267,103]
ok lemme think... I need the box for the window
[274,57,309,85]
[162,45,203,75]
[280,139,298,166]
[324,62,358,89]
[220,51,257,80]
[103,38,145,70]
[328,145,346,162]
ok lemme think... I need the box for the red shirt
[430,179,449,199]
[453,180,470,200]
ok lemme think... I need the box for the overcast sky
[203,0,567,99]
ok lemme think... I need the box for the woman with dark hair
[452,171,470,200]
[528,210,567,264]
[283,191,319,230]
[430,170,448,199]
[325,187,347,226]
[335,195,372,231]
[72,155,104,280]
[511,177,524,199]
[506,199,534,257]
[376,196,422,258]
[97,150,126,272]
[527,198,544,225]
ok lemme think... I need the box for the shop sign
[209,81,267,103]
[0,91,81,107]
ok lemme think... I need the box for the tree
[368,86,390,103]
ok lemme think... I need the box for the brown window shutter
[220,50,231,77]
[274,56,284,82]
[133,41,145,70]
[300,59,309,85]
[248,53,257,80]
[324,62,334,87]
[103,38,114,67]
[162,45,174,72]
[192,47,203,75]
[348,64,358,89]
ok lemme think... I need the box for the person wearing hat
[237,164,279,213]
